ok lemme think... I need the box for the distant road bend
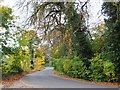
[11,67,118,88]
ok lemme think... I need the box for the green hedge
[53,54,116,82]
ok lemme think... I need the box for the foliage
[54,56,90,79]
[54,54,116,82]
[19,30,41,69]
[53,58,64,73]
[19,49,31,71]
[0,5,44,77]
[63,56,90,79]
[90,53,116,82]
[0,5,24,77]
[91,35,105,53]
[90,23,106,53]
[52,43,67,58]
[0,5,13,29]
[65,3,93,59]
[1,1,119,84]
[25,1,119,83]
[35,57,45,70]
[34,49,45,70]
[1,54,23,77]
[102,2,120,82]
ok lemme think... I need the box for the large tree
[18,1,93,59]
[65,3,93,59]
[102,2,120,82]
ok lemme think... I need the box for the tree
[90,23,106,53]
[102,2,120,82]
[17,1,93,70]
[19,30,41,69]
[34,49,45,70]
[0,5,13,29]
[0,5,17,56]
[0,5,25,76]
[0,5,17,60]
[65,3,93,59]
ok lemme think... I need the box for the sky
[0,0,14,7]
[89,0,104,27]
[0,0,104,28]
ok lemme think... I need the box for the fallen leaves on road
[53,70,120,87]
[2,70,36,88]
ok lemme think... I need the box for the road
[10,67,118,88]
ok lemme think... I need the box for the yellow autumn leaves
[34,55,45,71]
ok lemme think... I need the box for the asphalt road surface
[11,67,118,88]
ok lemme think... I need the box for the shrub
[90,53,116,82]
[53,58,64,73]
[70,57,90,79]
[1,55,24,78]
[103,60,116,82]
[54,56,90,79]
[53,54,116,82]
[63,58,72,74]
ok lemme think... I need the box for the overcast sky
[0,0,104,28]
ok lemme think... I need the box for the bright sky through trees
[0,0,104,28]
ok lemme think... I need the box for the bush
[54,56,90,79]
[90,53,116,82]
[53,54,116,82]
[2,63,23,78]
[103,60,116,82]
[53,58,64,73]
[1,55,24,78]
[68,57,90,79]
[2,64,11,77]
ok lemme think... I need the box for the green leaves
[102,2,120,82]
[54,53,116,82]
[54,56,90,79]
[19,38,29,46]
[0,5,13,29]
[90,53,116,82]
